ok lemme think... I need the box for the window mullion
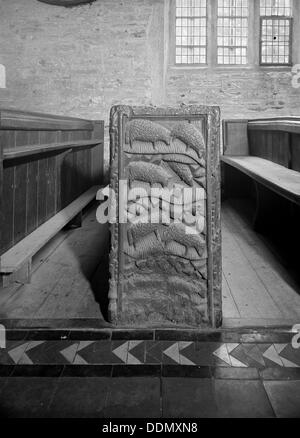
[251,0,260,65]
[209,0,218,67]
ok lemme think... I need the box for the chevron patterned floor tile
[1,332,300,373]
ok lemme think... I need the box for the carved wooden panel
[109,105,221,328]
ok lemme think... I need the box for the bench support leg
[0,259,32,288]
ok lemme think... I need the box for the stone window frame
[168,0,300,71]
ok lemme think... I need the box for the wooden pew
[0,109,104,286]
[222,117,300,264]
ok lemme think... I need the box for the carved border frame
[109,105,221,328]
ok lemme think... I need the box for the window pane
[260,0,292,65]
[217,0,249,65]
[260,0,292,17]
[175,0,207,65]
[260,17,291,64]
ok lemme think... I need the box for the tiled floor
[0,329,299,418]
[1,375,300,418]
[1,333,299,369]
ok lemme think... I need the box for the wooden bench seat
[0,185,100,287]
[221,155,300,205]
[222,118,300,260]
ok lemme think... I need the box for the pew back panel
[0,109,104,257]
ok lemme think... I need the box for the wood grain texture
[248,118,300,134]
[221,156,300,204]
[0,207,109,321]
[291,134,300,172]
[222,119,249,156]
[1,202,298,327]
[0,186,99,273]
[222,200,300,326]
[1,132,16,254]
[0,110,104,257]
[0,132,3,270]
[0,108,94,131]
[248,130,290,168]
[3,138,103,161]
[91,121,105,186]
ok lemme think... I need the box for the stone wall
[1,0,300,174]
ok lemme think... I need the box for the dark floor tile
[26,330,70,341]
[0,319,30,329]
[214,379,275,418]
[145,341,163,364]
[24,340,79,365]
[222,331,294,344]
[185,342,223,366]
[264,381,300,418]
[162,378,217,418]
[260,367,300,380]
[0,377,59,418]
[279,344,300,367]
[5,330,28,341]
[69,330,111,340]
[196,332,223,342]
[127,340,146,364]
[76,341,118,364]
[212,367,259,380]
[0,377,8,393]
[62,365,112,377]
[112,365,161,377]
[104,377,161,418]
[240,333,293,344]
[229,343,266,369]
[111,330,154,340]
[220,331,245,343]
[12,365,64,377]
[155,330,222,342]
[0,365,15,377]
[47,377,110,418]
[162,365,211,378]
[161,341,181,365]
[0,340,29,365]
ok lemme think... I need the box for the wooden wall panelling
[37,131,48,226]
[291,134,300,172]
[266,131,274,161]
[26,131,39,235]
[223,120,249,156]
[271,132,290,168]
[83,130,92,191]
[0,109,94,132]
[249,130,268,159]
[0,131,3,262]
[55,131,63,213]
[248,130,259,157]
[41,131,57,221]
[91,121,104,185]
[74,130,87,196]
[249,130,291,168]
[0,109,103,257]
[70,131,80,201]
[14,131,29,246]
[1,131,15,254]
[59,131,73,209]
